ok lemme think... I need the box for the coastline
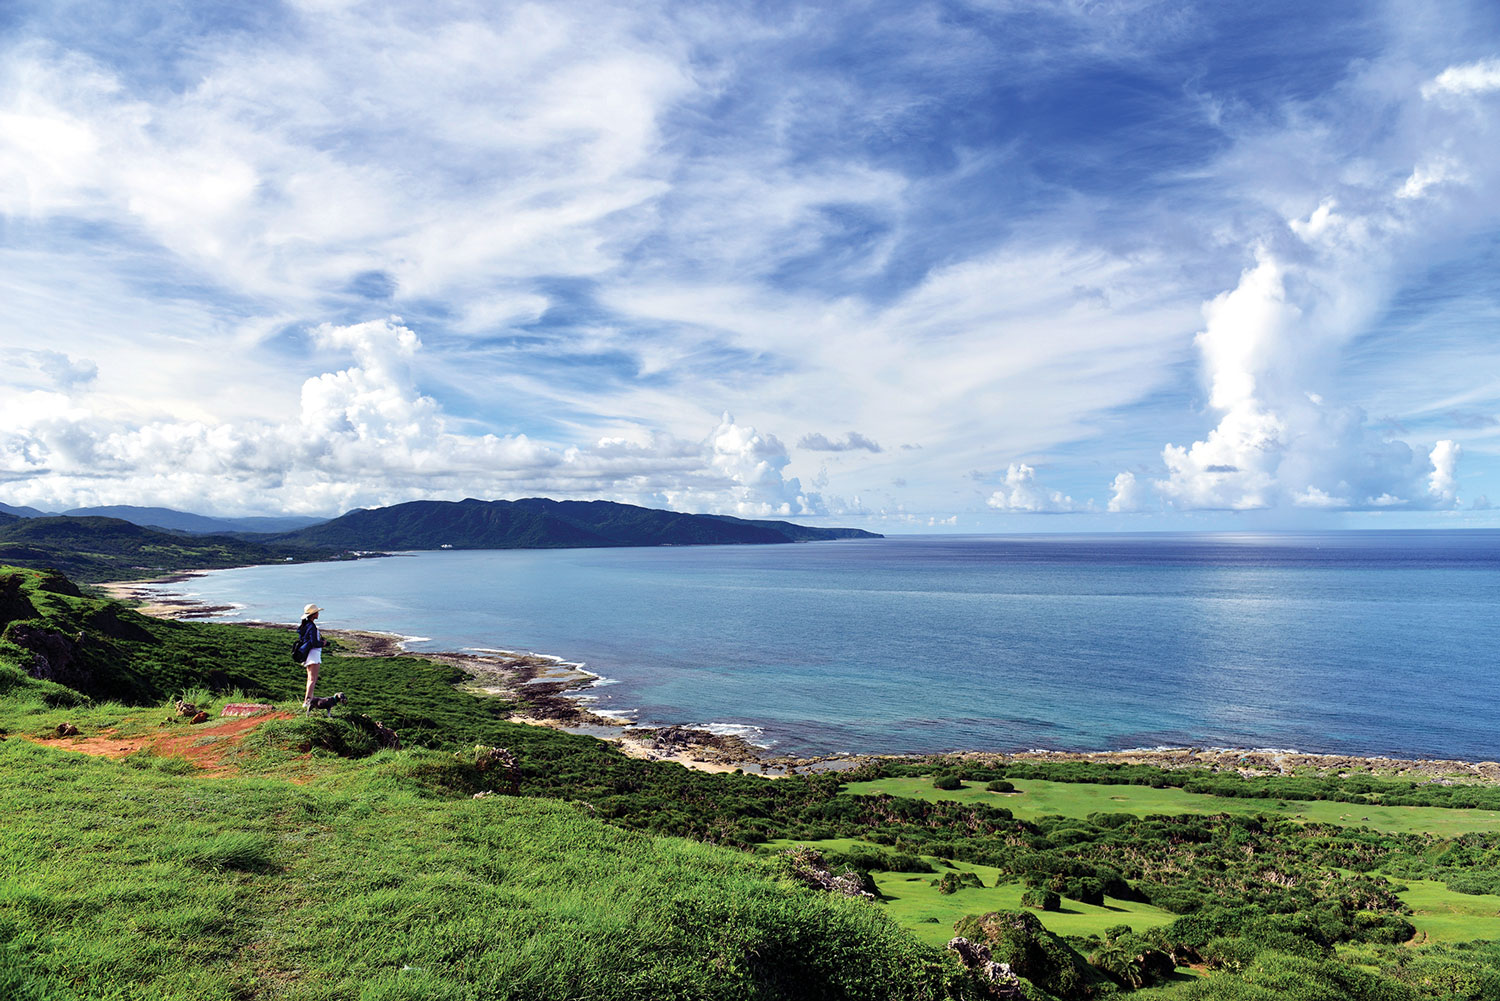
[102,573,1500,784]
[102,571,793,775]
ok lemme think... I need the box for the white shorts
[305,647,322,666]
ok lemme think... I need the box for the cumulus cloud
[1124,57,1500,514]
[1429,440,1461,504]
[797,431,883,453]
[1107,471,1147,513]
[986,463,1088,513]
[0,323,822,518]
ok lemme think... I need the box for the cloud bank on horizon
[1,0,1498,527]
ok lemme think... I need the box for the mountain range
[0,497,880,581]
[0,504,324,534]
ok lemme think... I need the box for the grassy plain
[842,776,1500,836]
[1391,879,1500,943]
[763,836,1180,948]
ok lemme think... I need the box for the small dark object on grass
[190,711,209,724]
[305,692,346,716]
[365,716,401,750]
[56,722,79,737]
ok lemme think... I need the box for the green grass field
[841,776,1500,836]
[1391,879,1500,943]
[761,837,1178,946]
[831,777,1500,952]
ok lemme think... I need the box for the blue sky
[1,0,1499,529]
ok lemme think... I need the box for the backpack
[292,619,310,664]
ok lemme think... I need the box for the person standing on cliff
[297,603,327,707]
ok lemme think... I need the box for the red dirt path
[28,711,297,776]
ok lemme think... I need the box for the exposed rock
[189,711,209,724]
[174,700,198,717]
[620,724,764,766]
[777,845,875,900]
[946,937,1023,999]
[468,745,518,792]
[0,575,38,629]
[220,703,275,717]
[7,623,91,691]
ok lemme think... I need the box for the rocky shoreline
[98,573,1500,784]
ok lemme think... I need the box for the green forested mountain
[275,497,881,550]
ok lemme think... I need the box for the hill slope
[0,516,321,583]
[279,497,882,551]
[0,565,969,1000]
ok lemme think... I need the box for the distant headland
[0,497,880,582]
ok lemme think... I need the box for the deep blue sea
[144,532,1500,760]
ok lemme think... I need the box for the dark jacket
[296,618,324,661]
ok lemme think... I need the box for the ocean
[142,532,1500,761]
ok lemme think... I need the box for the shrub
[1202,936,1258,973]
[932,774,962,791]
[931,871,983,894]
[1021,886,1060,911]
[986,779,1014,793]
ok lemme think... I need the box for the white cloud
[2,5,1498,527]
[1107,470,1147,512]
[1429,439,1461,504]
[1132,57,1500,515]
[0,322,824,518]
[986,463,1088,513]
[1421,58,1500,99]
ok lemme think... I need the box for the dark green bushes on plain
[1021,886,1061,911]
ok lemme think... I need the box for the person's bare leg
[304,665,319,704]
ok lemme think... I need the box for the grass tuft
[172,832,278,873]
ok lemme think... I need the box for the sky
[1,0,1499,531]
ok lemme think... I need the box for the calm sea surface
[145,532,1500,760]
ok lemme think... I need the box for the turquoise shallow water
[146,532,1500,759]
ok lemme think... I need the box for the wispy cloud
[0,1,1497,524]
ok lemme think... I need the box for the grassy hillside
[1,737,957,1001]
[5,564,1500,1000]
[0,566,970,1000]
[0,516,322,583]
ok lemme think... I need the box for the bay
[143,531,1500,760]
